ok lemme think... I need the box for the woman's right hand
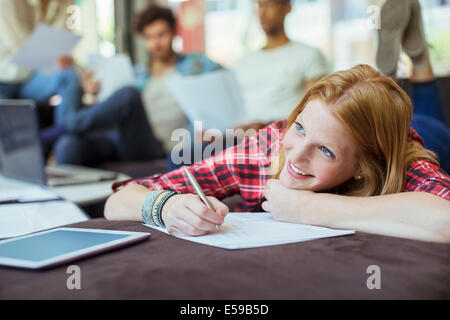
[161,194,229,237]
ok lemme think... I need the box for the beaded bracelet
[141,191,165,226]
[152,191,180,228]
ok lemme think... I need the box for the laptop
[0,100,118,187]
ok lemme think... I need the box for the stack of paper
[0,187,61,203]
[0,201,88,239]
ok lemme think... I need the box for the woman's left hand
[262,179,319,225]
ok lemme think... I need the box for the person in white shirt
[232,0,329,131]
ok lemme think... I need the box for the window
[96,0,116,57]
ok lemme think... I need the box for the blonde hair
[273,64,438,196]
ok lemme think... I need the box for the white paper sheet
[165,70,248,131]
[144,212,354,249]
[0,187,61,203]
[87,54,136,102]
[11,24,81,73]
[0,201,88,239]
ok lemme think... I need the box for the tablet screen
[0,230,131,262]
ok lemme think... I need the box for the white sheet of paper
[0,201,88,239]
[11,24,81,73]
[144,212,354,249]
[0,187,61,202]
[165,70,248,131]
[87,54,136,102]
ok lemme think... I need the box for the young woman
[105,64,450,243]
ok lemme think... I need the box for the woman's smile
[286,160,314,179]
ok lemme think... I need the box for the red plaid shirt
[113,121,450,210]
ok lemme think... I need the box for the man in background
[52,3,222,166]
[0,0,81,125]
[232,0,329,131]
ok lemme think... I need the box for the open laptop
[0,100,118,187]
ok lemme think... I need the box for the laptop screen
[0,100,47,185]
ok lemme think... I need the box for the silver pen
[183,167,224,232]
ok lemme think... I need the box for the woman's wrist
[141,190,179,227]
[161,194,182,226]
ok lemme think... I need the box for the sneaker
[402,0,427,59]
[375,0,411,75]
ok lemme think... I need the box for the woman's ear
[354,167,364,180]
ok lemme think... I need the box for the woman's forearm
[313,192,450,243]
[104,184,150,221]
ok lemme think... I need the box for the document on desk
[165,70,247,132]
[87,54,136,102]
[0,187,61,203]
[0,201,88,239]
[11,24,81,73]
[144,212,354,249]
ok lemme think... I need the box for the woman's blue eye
[321,146,334,158]
[294,121,304,133]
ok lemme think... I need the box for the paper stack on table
[145,212,354,249]
[0,187,61,203]
[0,184,88,239]
[0,201,88,239]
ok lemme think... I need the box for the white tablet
[0,227,151,269]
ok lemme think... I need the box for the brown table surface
[0,218,449,299]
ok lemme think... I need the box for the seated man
[232,0,329,131]
[0,0,81,125]
[166,0,329,171]
[50,3,222,166]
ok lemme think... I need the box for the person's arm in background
[0,0,35,83]
[0,0,32,52]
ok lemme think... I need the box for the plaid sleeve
[111,159,240,199]
[404,160,450,201]
[112,121,286,206]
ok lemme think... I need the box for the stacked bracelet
[152,191,179,228]
[141,190,180,228]
[141,191,164,226]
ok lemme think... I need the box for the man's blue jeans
[0,68,82,125]
[53,86,165,166]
